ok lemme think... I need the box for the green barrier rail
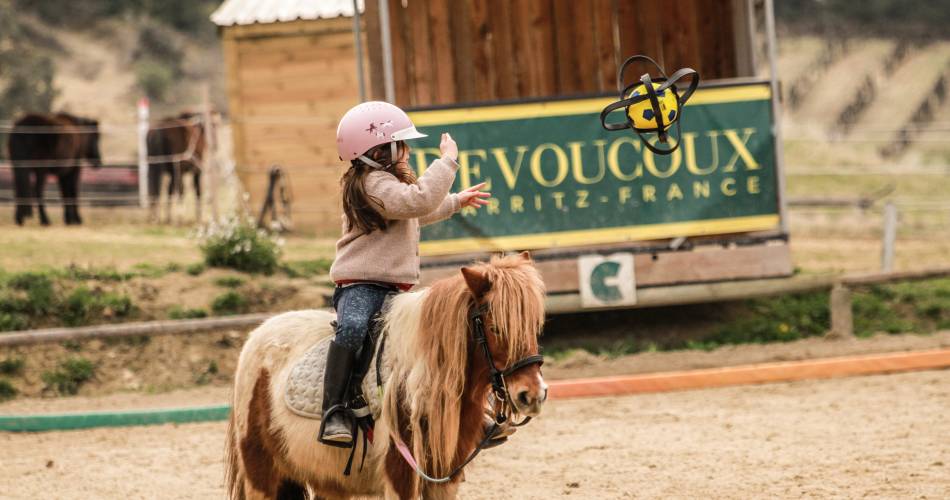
[0,404,231,432]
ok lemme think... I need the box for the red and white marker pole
[137,97,150,209]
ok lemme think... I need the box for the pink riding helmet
[336,101,427,168]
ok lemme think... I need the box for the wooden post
[881,201,897,271]
[841,266,950,286]
[136,97,150,209]
[202,84,219,224]
[378,0,395,102]
[352,0,366,101]
[764,0,790,235]
[829,283,854,339]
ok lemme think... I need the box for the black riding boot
[319,340,356,447]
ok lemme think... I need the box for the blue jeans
[332,284,396,353]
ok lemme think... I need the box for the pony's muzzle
[512,379,548,416]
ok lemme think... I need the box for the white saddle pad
[283,337,383,420]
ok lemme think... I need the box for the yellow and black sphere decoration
[625,82,680,131]
[600,55,700,155]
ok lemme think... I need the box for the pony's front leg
[165,164,176,224]
[383,448,419,500]
[192,168,202,223]
[383,484,404,500]
[34,170,50,225]
[421,481,460,500]
[58,168,81,225]
[242,478,270,500]
[12,164,33,224]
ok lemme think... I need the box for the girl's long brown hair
[341,141,417,234]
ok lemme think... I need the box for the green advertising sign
[408,83,780,256]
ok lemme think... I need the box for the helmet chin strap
[358,142,399,170]
[358,155,384,169]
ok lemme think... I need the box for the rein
[387,301,544,484]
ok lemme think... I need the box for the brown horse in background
[146,112,206,223]
[226,253,548,499]
[7,113,102,225]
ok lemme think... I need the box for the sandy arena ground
[1,369,948,499]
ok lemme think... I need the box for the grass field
[0,221,336,272]
[0,210,945,275]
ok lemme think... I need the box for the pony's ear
[460,267,491,298]
[519,250,531,261]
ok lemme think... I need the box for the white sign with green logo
[578,253,637,308]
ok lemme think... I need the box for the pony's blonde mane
[380,254,545,477]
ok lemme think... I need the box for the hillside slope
[2,13,226,161]
[779,36,950,167]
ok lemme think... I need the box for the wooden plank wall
[367,0,746,108]
[222,18,365,235]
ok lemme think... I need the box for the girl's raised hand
[458,182,490,209]
[440,132,458,162]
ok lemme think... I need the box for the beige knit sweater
[329,156,461,286]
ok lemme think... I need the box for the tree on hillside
[13,0,220,38]
[777,0,950,36]
[0,0,57,120]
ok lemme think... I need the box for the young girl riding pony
[321,101,489,445]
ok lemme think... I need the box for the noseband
[469,302,544,426]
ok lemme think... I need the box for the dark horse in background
[7,113,102,225]
[146,112,207,223]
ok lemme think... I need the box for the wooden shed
[213,0,762,235]
[212,0,368,233]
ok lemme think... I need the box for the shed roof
[211,0,364,26]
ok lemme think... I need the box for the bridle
[389,301,544,484]
[470,302,545,427]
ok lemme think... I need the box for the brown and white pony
[226,253,547,499]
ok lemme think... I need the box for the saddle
[283,299,392,475]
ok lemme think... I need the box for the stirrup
[318,405,355,448]
[318,405,373,477]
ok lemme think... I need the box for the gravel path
[2,370,947,499]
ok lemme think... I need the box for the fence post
[202,84,219,224]
[881,201,898,271]
[829,283,854,338]
[136,97,150,209]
